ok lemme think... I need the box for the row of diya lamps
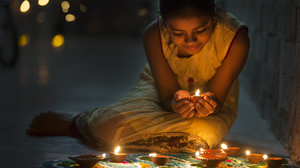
[193,144,283,168]
[68,144,283,168]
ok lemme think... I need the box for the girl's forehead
[165,16,212,30]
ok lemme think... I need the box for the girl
[26,0,249,152]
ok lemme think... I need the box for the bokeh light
[61,1,70,8]
[80,4,87,13]
[65,14,75,22]
[62,8,68,13]
[61,1,70,13]
[137,8,148,17]
[38,0,49,6]
[20,0,30,13]
[36,11,45,23]
[52,34,64,47]
[18,34,30,46]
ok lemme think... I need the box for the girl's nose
[184,34,197,43]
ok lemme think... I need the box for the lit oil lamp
[184,89,203,102]
[200,148,227,156]
[149,153,170,166]
[263,155,283,168]
[195,149,227,167]
[109,146,127,162]
[246,151,264,164]
[221,143,240,156]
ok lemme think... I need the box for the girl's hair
[159,0,216,21]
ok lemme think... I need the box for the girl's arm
[196,28,250,115]
[143,20,195,117]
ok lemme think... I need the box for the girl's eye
[195,28,205,34]
[173,32,183,36]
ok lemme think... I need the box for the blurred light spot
[52,34,64,47]
[137,8,148,17]
[38,0,49,6]
[38,60,49,85]
[39,65,48,78]
[62,8,68,13]
[20,0,30,13]
[18,34,30,46]
[79,4,87,13]
[38,77,48,85]
[61,1,70,13]
[61,1,70,9]
[65,14,75,22]
[36,11,45,23]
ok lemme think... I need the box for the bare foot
[26,111,74,136]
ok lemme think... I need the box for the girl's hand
[171,90,195,118]
[195,92,218,117]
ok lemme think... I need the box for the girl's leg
[25,111,77,136]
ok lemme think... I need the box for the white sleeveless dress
[76,10,247,153]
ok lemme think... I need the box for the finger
[194,104,203,117]
[177,102,194,114]
[174,94,181,101]
[199,98,214,113]
[195,102,210,116]
[180,105,195,118]
[175,99,190,109]
[201,92,215,99]
[186,110,195,118]
[204,96,218,108]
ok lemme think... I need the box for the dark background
[1,0,299,167]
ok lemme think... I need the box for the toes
[40,112,47,116]
[32,118,37,124]
[30,123,40,129]
[35,115,40,120]
[26,129,35,135]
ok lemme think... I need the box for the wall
[218,0,300,163]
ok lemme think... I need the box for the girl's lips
[186,44,200,51]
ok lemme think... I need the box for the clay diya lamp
[183,89,203,102]
[149,153,170,166]
[201,148,227,157]
[195,151,228,167]
[221,144,240,156]
[109,146,127,162]
[264,155,283,168]
[68,154,106,167]
[246,151,264,164]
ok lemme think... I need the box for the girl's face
[165,15,215,57]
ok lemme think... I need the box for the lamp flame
[149,153,156,157]
[195,89,200,96]
[114,146,120,154]
[263,155,268,160]
[195,151,199,157]
[200,148,204,154]
[221,144,227,149]
[102,153,106,158]
[246,151,250,155]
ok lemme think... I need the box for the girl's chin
[185,49,201,55]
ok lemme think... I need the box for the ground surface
[0,36,299,168]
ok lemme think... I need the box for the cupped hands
[171,90,217,118]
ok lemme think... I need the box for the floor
[0,35,299,168]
